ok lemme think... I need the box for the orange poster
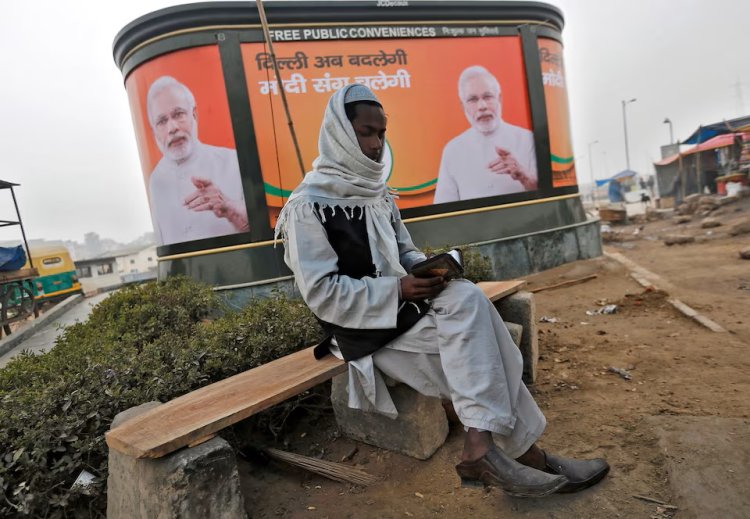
[242,36,536,218]
[125,46,250,247]
[538,38,577,188]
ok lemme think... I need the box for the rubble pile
[700,217,722,229]
[675,194,736,217]
[663,234,695,246]
[675,190,750,216]
[729,218,750,236]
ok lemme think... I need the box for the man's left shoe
[543,452,610,493]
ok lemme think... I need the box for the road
[0,291,111,368]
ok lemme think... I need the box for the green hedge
[0,277,323,517]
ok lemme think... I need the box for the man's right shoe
[455,446,568,498]
[543,452,610,493]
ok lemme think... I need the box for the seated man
[275,84,609,498]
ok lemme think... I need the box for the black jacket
[312,205,429,362]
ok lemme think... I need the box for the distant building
[75,244,157,293]
[111,244,158,276]
[74,256,120,292]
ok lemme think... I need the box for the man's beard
[470,113,500,134]
[158,132,196,163]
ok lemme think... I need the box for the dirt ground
[238,196,750,519]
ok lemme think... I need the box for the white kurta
[434,121,538,204]
[148,142,247,245]
[283,199,546,458]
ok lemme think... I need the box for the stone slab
[331,374,449,460]
[107,402,247,519]
[663,234,695,246]
[505,322,523,348]
[649,416,750,519]
[495,291,538,384]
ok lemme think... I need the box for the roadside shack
[655,114,750,206]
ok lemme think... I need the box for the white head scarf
[275,84,406,278]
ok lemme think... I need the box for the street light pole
[622,98,637,170]
[663,117,674,144]
[588,140,599,204]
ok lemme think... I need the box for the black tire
[5,282,35,321]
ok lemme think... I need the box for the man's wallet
[409,250,464,280]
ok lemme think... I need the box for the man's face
[150,87,197,163]
[350,104,387,162]
[461,75,502,134]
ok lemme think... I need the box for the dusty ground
[237,196,750,519]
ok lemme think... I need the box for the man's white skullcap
[343,84,381,105]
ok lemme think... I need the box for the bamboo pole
[255,0,306,179]
[529,274,598,294]
[696,148,702,194]
[678,151,685,202]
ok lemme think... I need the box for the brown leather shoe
[456,446,568,498]
[544,452,610,493]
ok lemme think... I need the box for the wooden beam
[529,274,597,293]
[0,268,38,283]
[477,280,526,302]
[106,346,346,458]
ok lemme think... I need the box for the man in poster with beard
[434,66,538,204]
[146,76,249,246]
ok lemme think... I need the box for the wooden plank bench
[105,280,526,459]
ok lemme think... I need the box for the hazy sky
[1,0,748,244]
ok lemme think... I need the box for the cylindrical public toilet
[113,1,598,291]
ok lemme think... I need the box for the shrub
[0,277,323,518]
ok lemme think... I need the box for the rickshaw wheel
[5,282,35,322]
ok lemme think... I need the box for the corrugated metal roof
[655,133,749,166]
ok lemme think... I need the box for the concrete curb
[666,298,727,333]
[604,250,727,333]
[83,283,123,298]
[0,294,84,357]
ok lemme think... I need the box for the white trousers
[369,280,546,458]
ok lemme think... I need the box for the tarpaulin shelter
[594,169,637,187]
[681,115,750,145]
[593,169,637,203]
[654,132,749,202]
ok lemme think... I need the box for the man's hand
[184,177,249,231]
[488,147,537,190]
[400,274,446,301]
